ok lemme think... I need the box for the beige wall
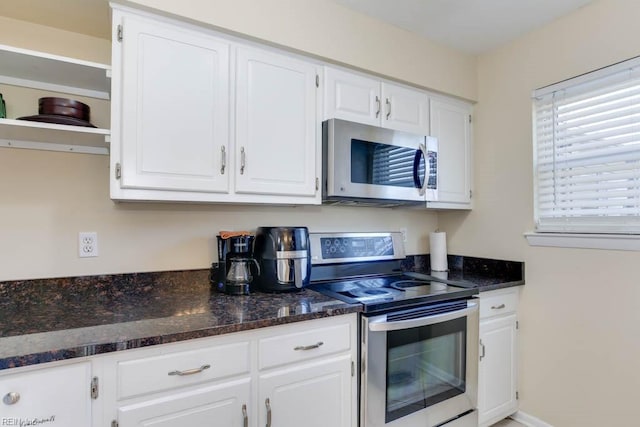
[0,3,477,281]
[125,0,477,101]
[440,0,640,425]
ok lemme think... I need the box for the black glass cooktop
[309,274,478,314]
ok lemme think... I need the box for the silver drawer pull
[168,364,211,376]
[294,341,324,351]
[491,304,506,310]
[3,392,20,405]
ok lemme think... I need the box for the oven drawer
[117,341,250,399]
[479,288,519,319]
[259,323,351,370]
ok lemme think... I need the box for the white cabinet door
[0,362,92,427]
[427,97,473,209]
[324,67,430,135]
[117,12,230,193]
[323,66,380,126]
[258,355,353,427]
[381,82,430,134]
[478,314,518,427]
[234,46,318,198]
[118,377,251,427]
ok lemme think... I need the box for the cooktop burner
[307,232,478,314]
[309,274,477,313]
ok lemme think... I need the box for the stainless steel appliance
[253,226,311,292]
[309,232,479,427]
[322,119,438,206]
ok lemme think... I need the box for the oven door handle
[368,301,478,332]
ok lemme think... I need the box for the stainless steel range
[308,232,479,427]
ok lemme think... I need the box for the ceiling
[0,0,594,54]
[331,0,594,54]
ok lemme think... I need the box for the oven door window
[351,139,424,188]
[385,317,466,423]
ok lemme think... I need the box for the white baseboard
[510,411,554,427]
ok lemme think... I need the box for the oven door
[323,119,438,204]
[361,299,479,427]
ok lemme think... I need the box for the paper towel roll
[430,231,448,272]
[431,270,449,281]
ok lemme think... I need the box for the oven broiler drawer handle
[368,302,479,332]
[294,341,324,351]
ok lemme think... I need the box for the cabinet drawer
[259,323,351,370]
[480,289,518,319]
[118,341,250,399]
[0,362,91,427]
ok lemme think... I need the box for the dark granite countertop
[0,254,522,371]
[0,270,360,370]
[402,254,525,292]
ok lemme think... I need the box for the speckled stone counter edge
[0,253,522,370]
[401,254,525,291]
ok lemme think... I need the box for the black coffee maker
[214,234,257,295]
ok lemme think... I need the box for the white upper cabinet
[234,46,319,198]
[110,6,320,204]
[323,67,380,126]
[112,9,230,195]
[427,96,473,209]
[381,82,429,134]
[324,66,429,134]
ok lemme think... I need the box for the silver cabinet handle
[220,146,226,175]
[480,339,486,361]
[491,304,506,310]
[386,98,391,119]
[294,341,324,351]
[375,96,381,118]
[265,398,272,427]
[240,147,246,175]
[242,404,248,427]
[3,392,20,405]
[168,364,211,376]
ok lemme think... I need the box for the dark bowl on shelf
[17,97,95,127]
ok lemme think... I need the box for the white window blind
[533,57,640,234]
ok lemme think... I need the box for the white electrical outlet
[400,228,408,242]
[79,232,99,258]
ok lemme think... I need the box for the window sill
[524,232,640,251]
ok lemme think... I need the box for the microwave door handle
[413,143,428,196]
[368,302,478,332]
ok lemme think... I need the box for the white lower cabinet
[117,377,251,427]
[0,361,93,427]
[478,288,520,427]
[258,355,352,427]
[102,314,357,427]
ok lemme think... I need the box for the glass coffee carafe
[225,256,260,295]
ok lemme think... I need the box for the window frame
[531,55,640,240]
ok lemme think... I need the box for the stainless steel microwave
[322,119,438,206]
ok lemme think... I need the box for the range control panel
[310,232,405,264]
[320,236,394,259]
